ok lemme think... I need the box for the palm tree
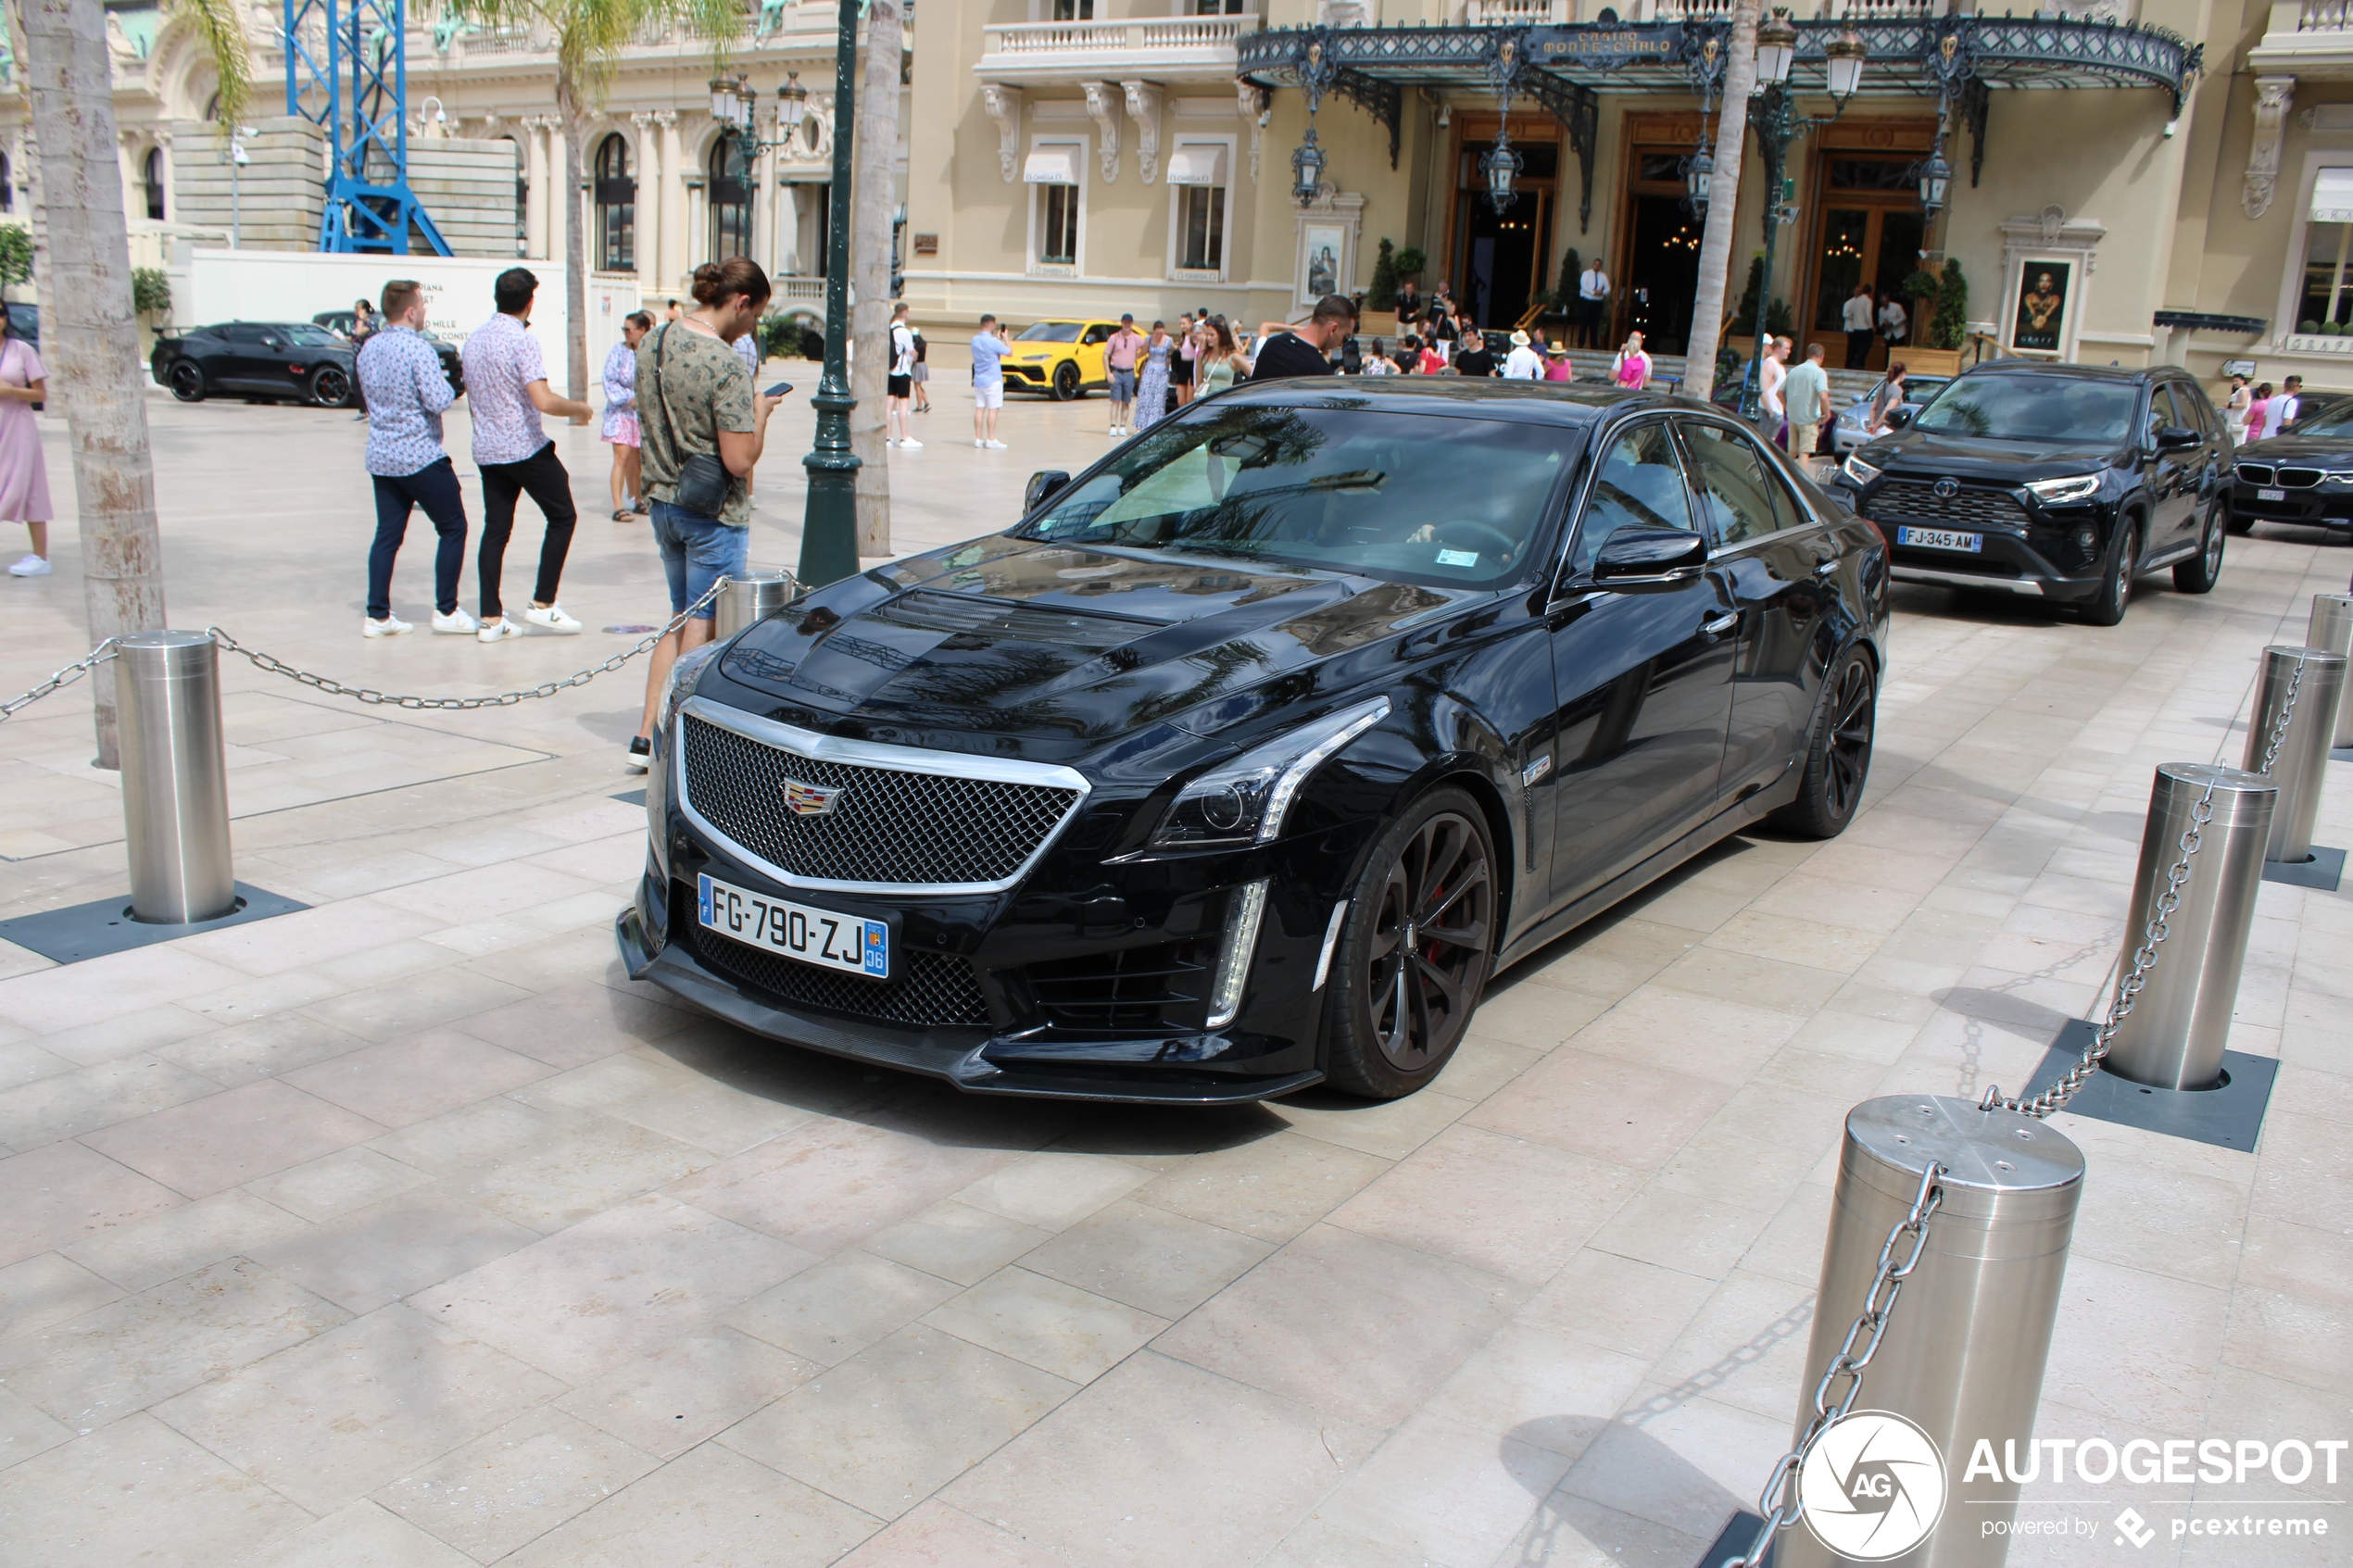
[849,0,899,557]
[1681,0,1761,405]
[454,0,742,411]
[4,0,248,765]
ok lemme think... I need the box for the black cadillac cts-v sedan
[617,379,1891,1104]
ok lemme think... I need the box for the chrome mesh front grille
[683,916,990,1029]
[680,712,1081,890]
[1869,481,2030,533]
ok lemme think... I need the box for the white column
[547,120,572,270]
[523,117,549,257]
[755,138,777,270]
[774,180,799,276]
[632,112,661,281]
[658,112,686,295]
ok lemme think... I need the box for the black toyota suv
[1831,360,2232,625]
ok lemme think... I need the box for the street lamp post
[798,0,862,589]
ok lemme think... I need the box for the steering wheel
[1432,521,1519,561]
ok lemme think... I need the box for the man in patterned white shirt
[460,268,593,644]
[356,280,473,638]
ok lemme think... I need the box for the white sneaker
[431,608,478,635]
[975,438,986,448]
[362,614,411,637]
[887,436,900,447]
[983,439,1008,450]
[477,617,522,644]
[899,437,923,449]
[521,603,583,634]
[7,554,51,576]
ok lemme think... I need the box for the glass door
[1802,156,1926,373]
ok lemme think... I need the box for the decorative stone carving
[1237,81,1269,183]
[2246,76,2296,220]
[1316,0,1373,24]
[2038,204,2066,243]
[1122,81,1163,185]
[981,82,1024,183]
[1082,82,1121,182]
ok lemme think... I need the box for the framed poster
[1303,225,1344,300]
[2010,262,2071,355]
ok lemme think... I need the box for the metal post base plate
[0,882,308,966]
[2026,1020,2279,1151]
[2259,845,2346,890]
[1694,1512,1775,1568]
[2334,746,2353,762]
[612,789,647,807]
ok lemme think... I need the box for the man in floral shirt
[460,268,592,643]
[356,280,472,638]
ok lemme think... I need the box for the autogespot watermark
[1793,1413,2347,1559]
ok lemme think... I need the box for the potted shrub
[1361,238,1400,337]
[1900,260,1969,376]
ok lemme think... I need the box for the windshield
[1020,404,1571,586]
[2288,399,2353,437]
[1018,322,1082,344]
[284,325,343,347]
[1913,373,2138,444]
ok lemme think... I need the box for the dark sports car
[618,378,1891,1103]
[149,320,461,408]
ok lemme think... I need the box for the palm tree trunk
[1681,0,1761,406]
[849,0,899,557]
[12,0,165,768]
[557,74,590,418]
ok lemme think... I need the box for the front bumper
[2230,482,2353,532]
[1841,480,2110,602]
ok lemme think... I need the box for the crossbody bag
[651,321,734,518]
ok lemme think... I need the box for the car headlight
[656,641,724,732]
[2326,470,2353,485]
[1842,453,1881,486]
[2025,474,2101,505]
[1151,696,1390,848]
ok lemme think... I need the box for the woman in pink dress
[0,312,51,576]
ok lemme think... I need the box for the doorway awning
[2313,168,2353,222]
[1022,147,1081,185]
[1165,144,1229,187]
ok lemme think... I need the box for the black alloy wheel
[1051,360,1081,402]
[1770,649,1876,839]
[308,364,353,408]
[1325,786,1495,1098]
[2173,503,2225,594]
[2082,520,2139,627]
[167,360,206,402]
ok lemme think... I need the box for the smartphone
[762,382,795,397]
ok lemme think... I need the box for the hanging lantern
[710,75,742,125]
[1683,144,1714,215]
[776,71,809,131]
[1479,134,1523,215]
[1755,8,1799,87]
[1824,26,1869,101]
[1918,145,1952,220]
[1291,126,1327,206]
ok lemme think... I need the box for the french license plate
[1896,526,1983,553]
[2259,487,2287,501]
[697,872,888,979]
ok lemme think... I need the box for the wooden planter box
[1900,346,1967,377]
[1357,309,1399,339]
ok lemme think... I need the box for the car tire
[308,364,353,408]
[1767,648,1876,840]
[1322,785,1496,1099]
[1052,362,1082,402]
[2173,504,2226,594]
[166,360,206,402]
[2081,518,2139,627]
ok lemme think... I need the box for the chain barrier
[208,576,749,711]
[0,638,121,723]
[2255,652,2305,779]
[1718,1161,1947,1568]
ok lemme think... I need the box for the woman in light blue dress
[1133,321,1173,432]
[601,310,651,520]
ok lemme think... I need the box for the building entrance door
[1450,123,1557,332]
[1616,149,1705,356]
[1801,156,1927,371]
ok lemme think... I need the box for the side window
[1683,422,1786,548]
[1567,420,1698,577]
[2142,389,2168,447]
[1081,325,1112,345]
[223,324,270,344]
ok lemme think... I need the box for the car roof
[1957,359,2162,385]
[1202,375,1692,428]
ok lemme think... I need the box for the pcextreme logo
[1798,1410,1948,1561]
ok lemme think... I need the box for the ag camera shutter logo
[1798,1410,1947,1561]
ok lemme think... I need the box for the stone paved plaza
[0,377,2347,1567]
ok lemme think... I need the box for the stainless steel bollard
[116,632,236,923]
[714,572,795,642]
[1778,1098,2084,1568]
[2240,645,2347,862]
[2310,593,2353,749]
[2104,763,2275,1090]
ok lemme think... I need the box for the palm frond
[170,0,254,131]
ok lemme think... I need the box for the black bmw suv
[620,379,1891,1105]
[2228,395,2353,543]
[1833,361,2232,624]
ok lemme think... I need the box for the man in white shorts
[970,313,1010,449]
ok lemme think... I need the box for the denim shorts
[649,498,749,621]
[1109,368,1138,402]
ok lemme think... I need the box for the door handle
[1812,558,1839,578]
[1701,611,1741,638]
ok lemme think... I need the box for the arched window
[0,150,12,214]
[708,138,752,262]
[501,135,525,255]
[595,132,635,272]
[143,147,166,220]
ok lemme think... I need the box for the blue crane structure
[283,0,453,254]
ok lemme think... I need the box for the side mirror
[1024,470,1072,514]
[1592,526,1708,587]
[2157,425,2202,451]
[1885,407,1914,429]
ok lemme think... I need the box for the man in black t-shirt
[1454,330,1496,378]
[1249,295,1358,381]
